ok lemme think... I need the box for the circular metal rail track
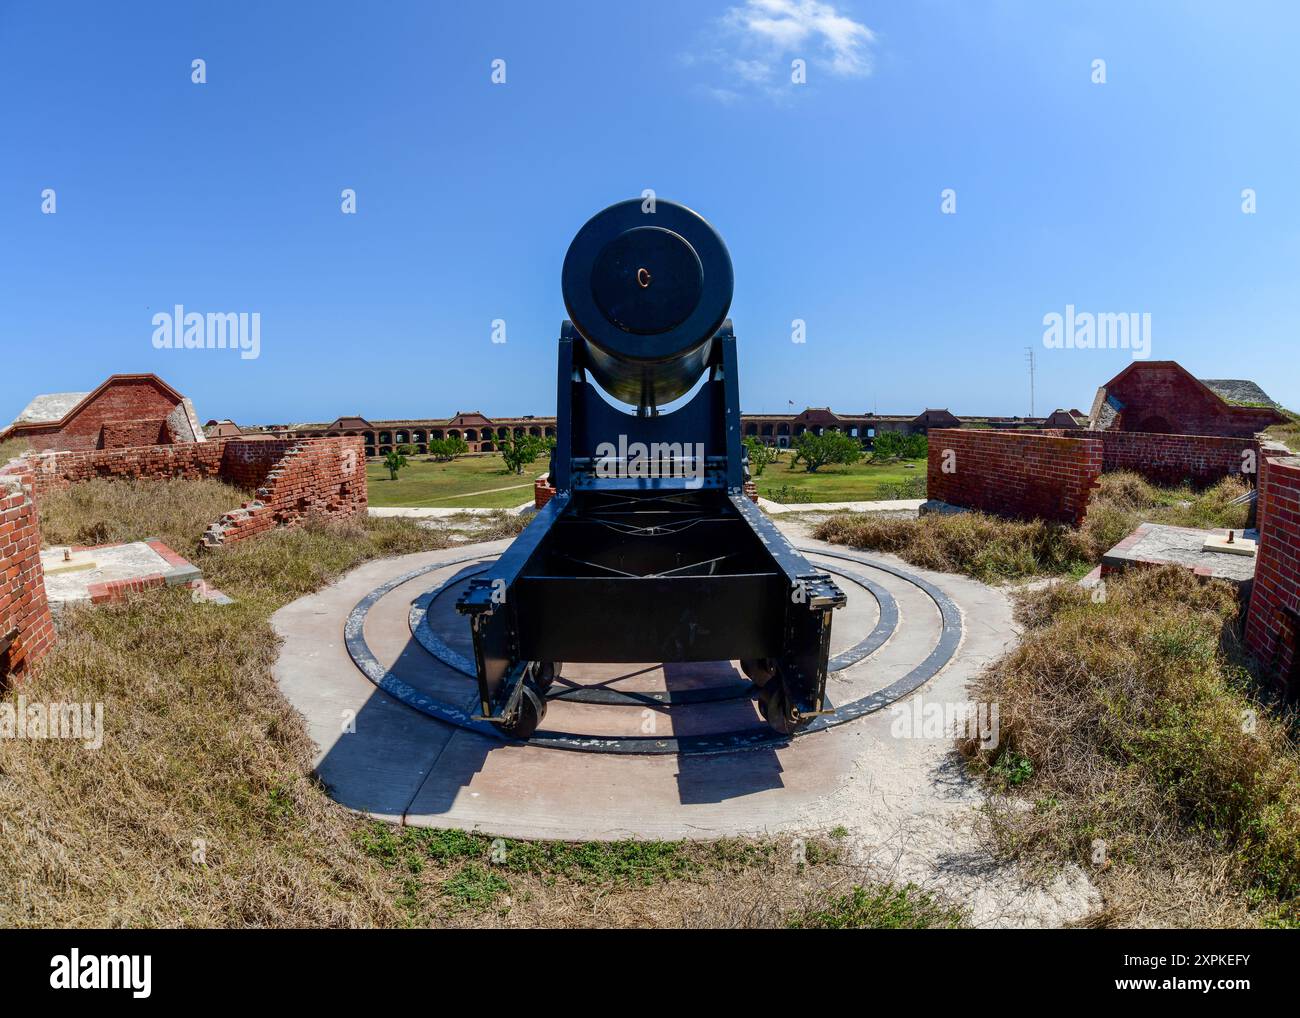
[344,547,963,756]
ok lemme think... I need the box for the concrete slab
[42,549,99,575]
[271,533,1010,840]
[42,539,202,608]
[1102,522,1257,586]
[272,530,1107,926]
[271,541,515,821]
[918,499,971,516]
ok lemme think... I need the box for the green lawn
[367,454,539,509]
[753,454,927,503]
[368,451,926,508]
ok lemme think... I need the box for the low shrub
[969,566,1300,924]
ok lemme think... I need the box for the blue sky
[1,0,1296,425]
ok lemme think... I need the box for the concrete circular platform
[272,529,1022,842]
[344,548,961,754]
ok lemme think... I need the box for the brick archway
[1136,415,1173,434]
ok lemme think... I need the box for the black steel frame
[456,320,846,736]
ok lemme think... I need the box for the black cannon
[456,199,846,739]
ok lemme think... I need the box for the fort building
[254,406,1050,457]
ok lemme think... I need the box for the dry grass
[38,476,246,554]
[814,511,1092,583]
[1262,407,1300,451]
[786,881,968,929]
[2,476,918,928]
[353,825,965,928]
[813,472,1253,583]
[964,566,1300,927]
[0,514,455,927]
[0,437,32,464]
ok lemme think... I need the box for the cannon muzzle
[562,199,734,410]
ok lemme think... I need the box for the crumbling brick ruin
[0,435,367,680]
[0,373,205,453]
[201,437,367,547]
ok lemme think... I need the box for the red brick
[0,476,55,679]
[926,429,1101,526]
[1245,455,1300,696]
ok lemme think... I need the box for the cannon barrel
[561,199,734,409]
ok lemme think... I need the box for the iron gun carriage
[456,199,846,739]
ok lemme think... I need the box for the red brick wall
[217,438,298,491]
[202,437,368,547]
[926,429,1102,526]
[100,418,169,449]
[1,436,368,552]
[6,441,229,501]
[15,377,186,452]
[1100,431,1261,488]
[0,473,55,680]
[1245,455,1300,695]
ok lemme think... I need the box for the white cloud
[720,0,877,81]
[732,57,774,84]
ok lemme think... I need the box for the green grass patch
[354,822,848,923]
[440,864,511,912]
[1264,408,1300,452]
[788,883,968,929]
[756,453,926,503]
[367,453,538,509]
[355,824,787,888]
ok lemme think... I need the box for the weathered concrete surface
[272,542,512,823]
[41,541,201,607]
[1103,522,1257,585]
[271,527,1100,926]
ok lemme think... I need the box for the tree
[792,431,862,473]
[742,435,777,477]
[384,445,412,480]
[428,436,468,462]
[871,431,928,461]
[500,433,550,475]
